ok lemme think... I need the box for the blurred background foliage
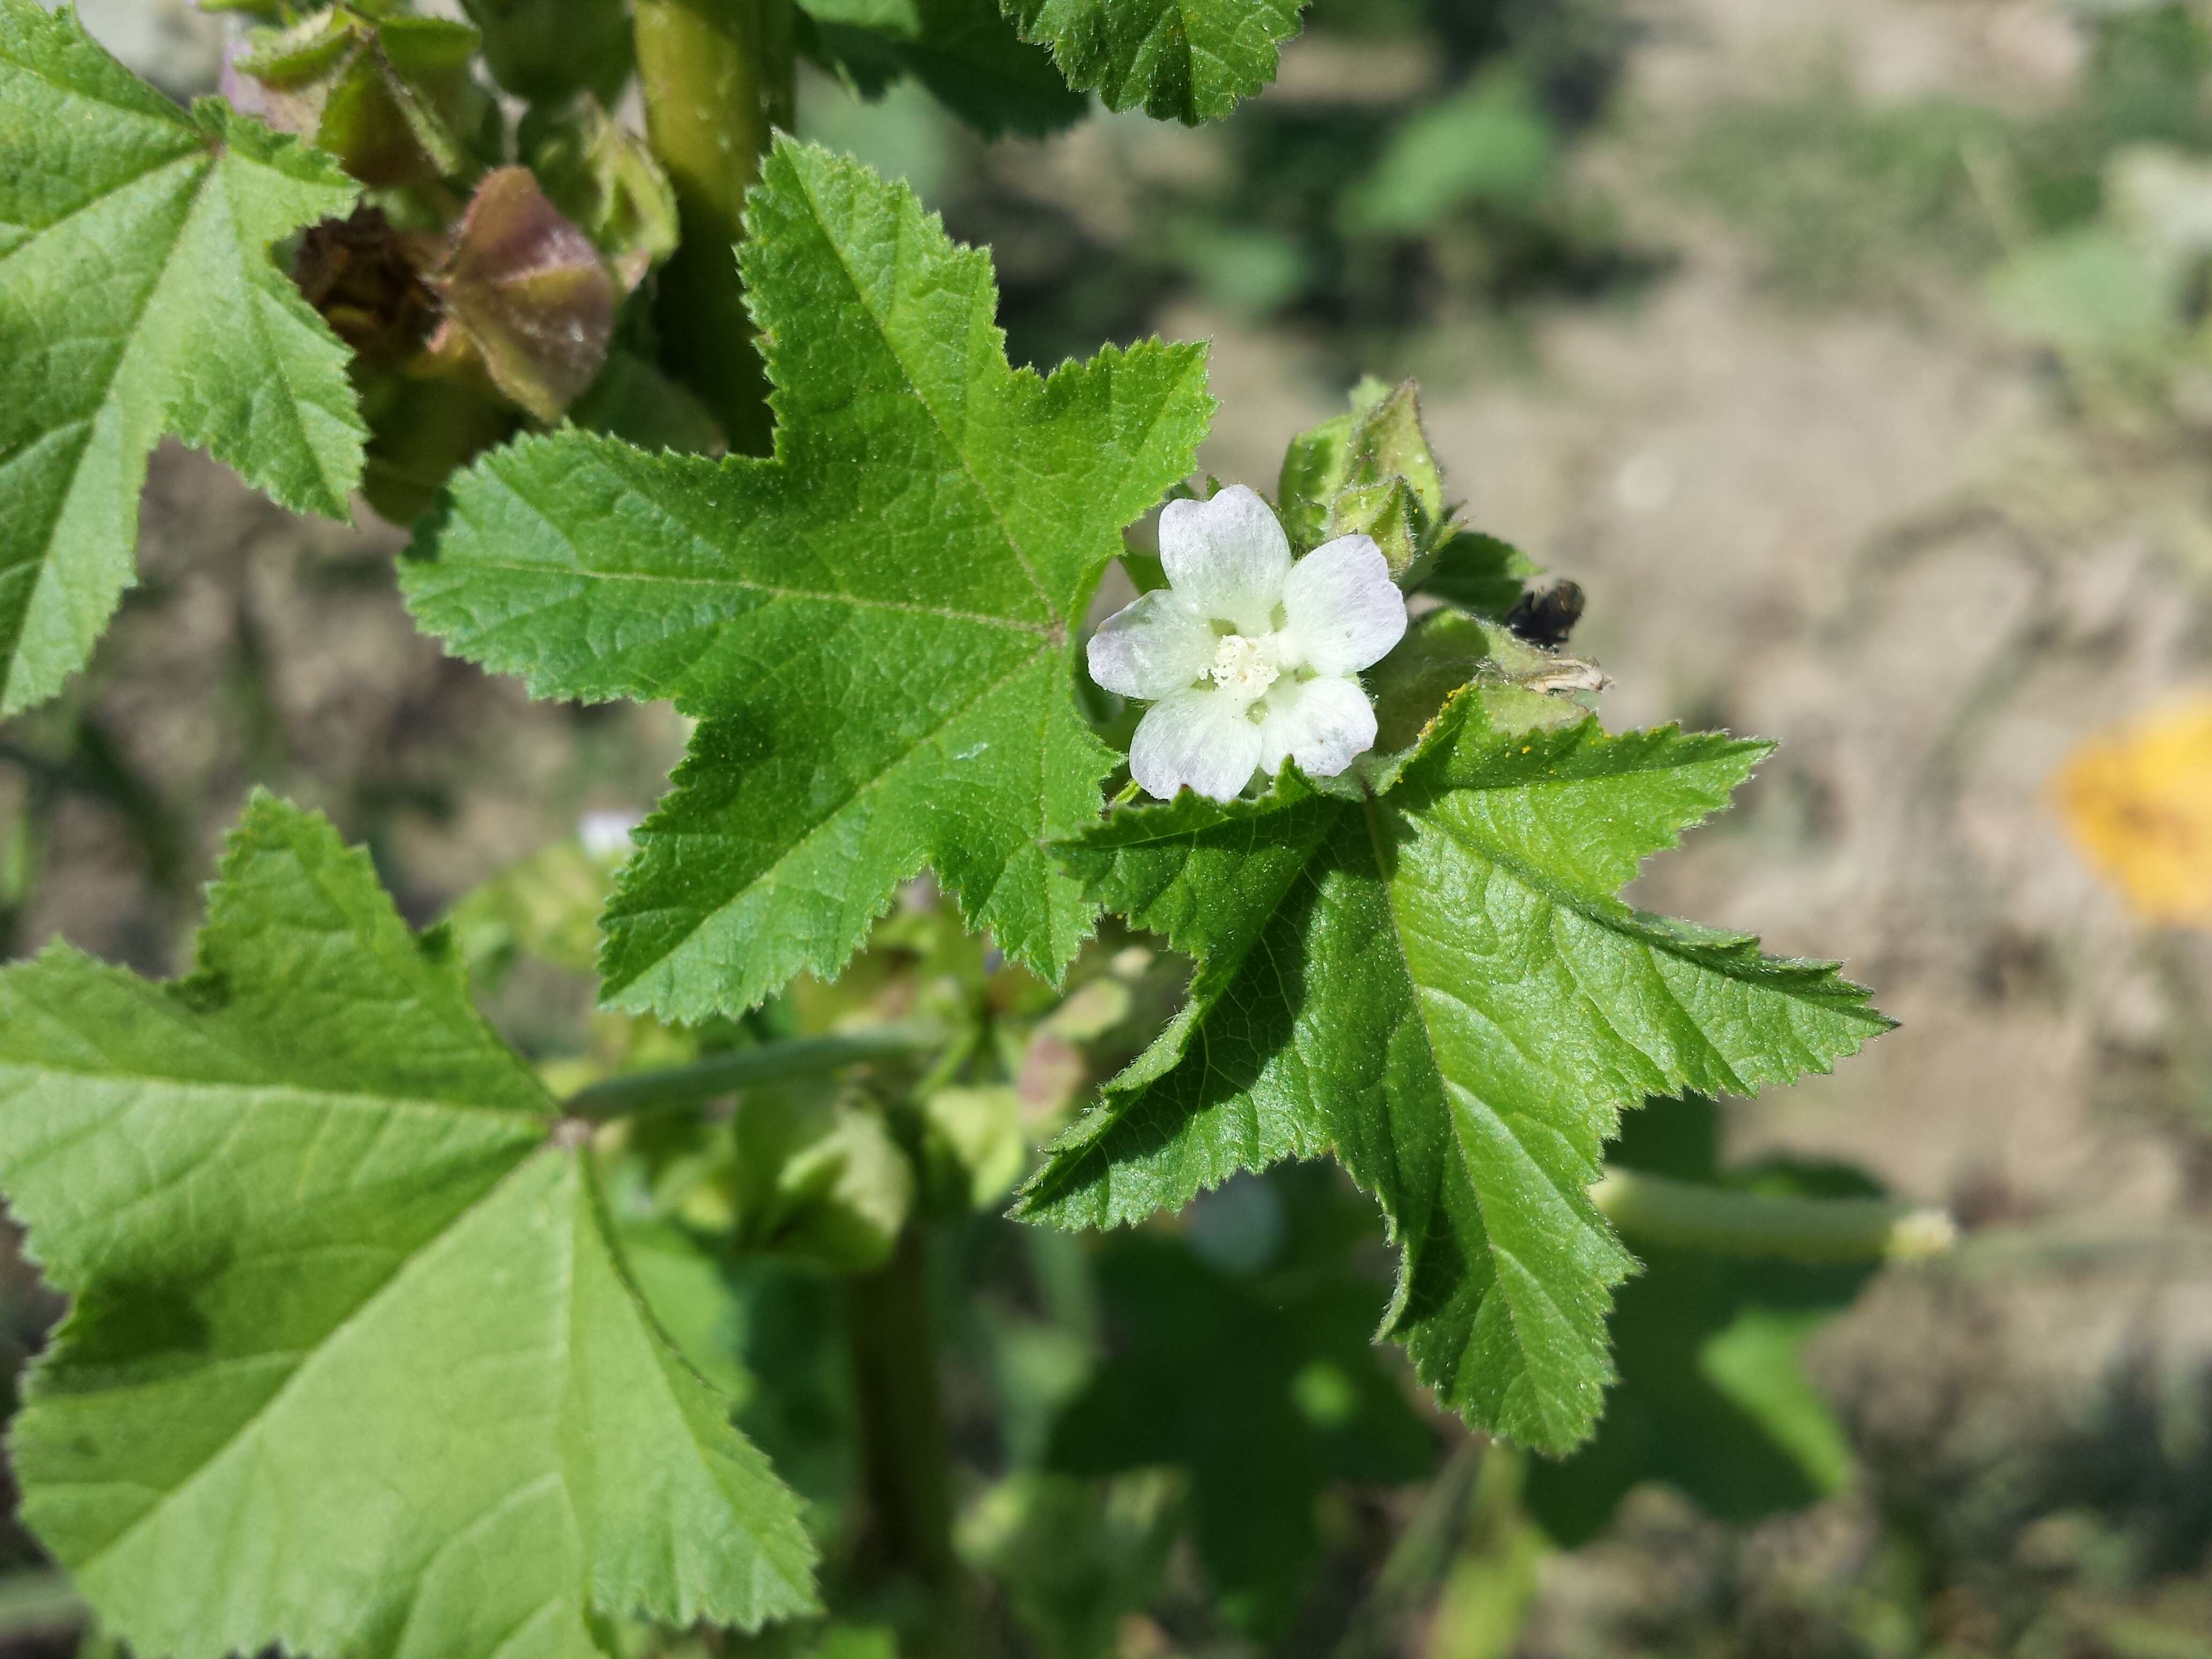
[10,0,2212,1655]
[803,0,1662,373]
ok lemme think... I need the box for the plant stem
[1591,1168,1957,1263]
[632,0,794,452]
[0,1573,83,1643]
[561,1025,940,1121]
[846,1223,967,1647]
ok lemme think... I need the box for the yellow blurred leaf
[2053,698,2212,924]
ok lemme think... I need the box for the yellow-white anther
[1207,634,1280,704]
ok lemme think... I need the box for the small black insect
[1505,579,1587,648]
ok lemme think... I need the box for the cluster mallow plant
[0,3,1922,1655]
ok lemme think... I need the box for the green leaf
[800,0,1090,138]
[1001,0,1310,123]
[1523,1097,1870,1544]
[1015,693,1891,1453]
[1417,530,1538,620]
[1341,68,1559,236]
[0,1,367,715]
[961,1471,1182,1659]
[0,795,818,1659]
[1048,1171,1432,1634]
[404,140,1213,1021]
[727,1085,916,1272]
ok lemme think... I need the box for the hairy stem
[1592,1168,1957,1262]
[561,1025,941,1121]
[632,0,794,451]
[846,1224,968,1648]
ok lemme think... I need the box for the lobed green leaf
[1017,694,1892,1453]
[405,139,1213,1021]
[0,0,367,714]
[0,796,817,1659]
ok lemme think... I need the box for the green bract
[0,0,365,715]
[404,138,1213,1022]
[1016,692,1892,1453]
[1002,0,1311,123]
[0,796,817,1659]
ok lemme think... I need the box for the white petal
[1131,689,1265,803]
[1158,484,1291,633]
[1257,675,1378,780]
[1278,534,1407,676]
[1087,588,1215,699]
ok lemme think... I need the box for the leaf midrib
[432,447,1057,707]
[1357,785,1621,1449]
[784,154,1058,622]
[0,146,211,708]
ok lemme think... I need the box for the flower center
[1207,633,1280,705]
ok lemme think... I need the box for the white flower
[1088,484,1408,803]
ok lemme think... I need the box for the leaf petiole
[1591,1167,1957,1264]
[562,1022,944,1121]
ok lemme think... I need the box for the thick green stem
[632,0,794,452]
[561,1025,940,1121]
[1591,1168,1957,1263]
[846,1224,967,1647]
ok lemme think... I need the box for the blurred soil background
[12,0,2212,1654]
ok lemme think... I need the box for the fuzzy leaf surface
[0,796,817,1659]
[0,0,365,714]
[1016,695,1891,1451]
[1002,0,1308,122]
[405,140,1212,1020]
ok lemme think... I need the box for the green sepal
[1322,474,1425,581]
[529,96,682,287]
[1275,376,1467,584]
